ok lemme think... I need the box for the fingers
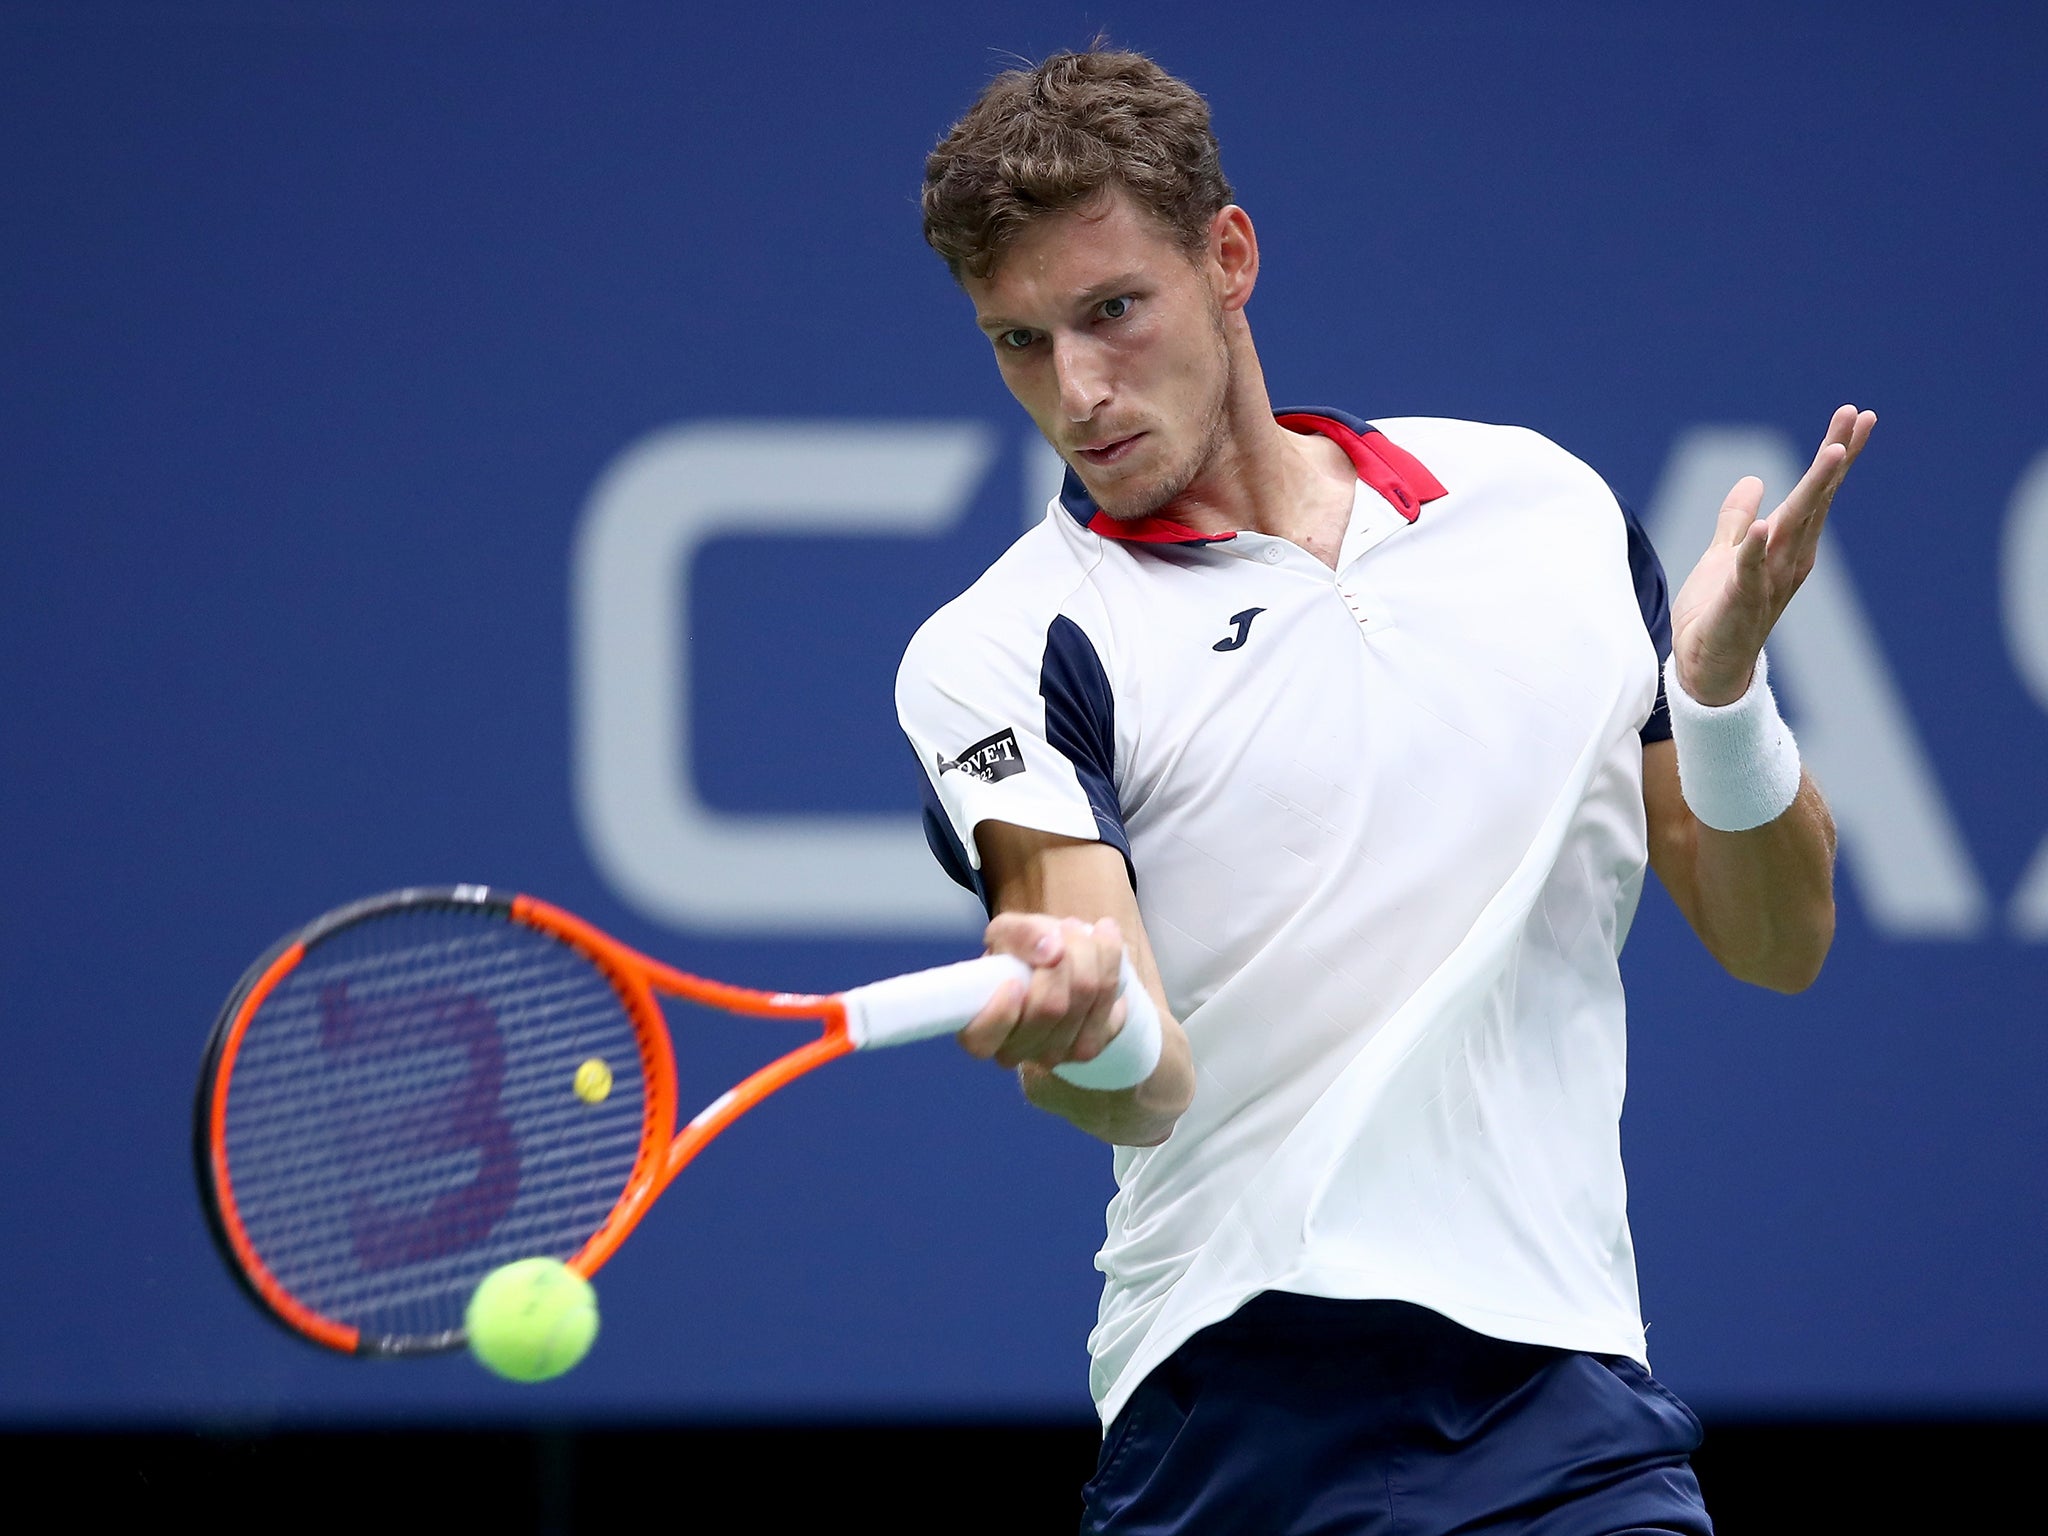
[1823,403,1878,467]
[958,913,1059,1056]
[959,913,1126,1072]
[984,910,1066,968]
[1786,405,1874,518]
[958,974,1029,1059]
[1784,438,1849,520]
[1803,405,1877,506]
[1834,408,1877,494]
[997,916,1102,1068]
[1768,404,1876,572]
[1821,402,1858,449]
[1003,916,1122,1070]
[1776,442,1847,562]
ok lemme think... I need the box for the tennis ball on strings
[573,1057,613,1104]
[465,1258,600,1382]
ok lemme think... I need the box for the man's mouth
[1075,433,1144,467]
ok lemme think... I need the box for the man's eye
[1099,296,1133,321]
[1000,330,1035,351]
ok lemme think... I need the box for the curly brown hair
[921,48,1235,283]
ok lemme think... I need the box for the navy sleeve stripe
[916,763,987,906]
[1040,615,1137,892]
[1617,495,1674,745]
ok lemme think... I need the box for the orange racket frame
[197,888,863,1355]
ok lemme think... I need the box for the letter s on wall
[572,421,993,935]
[2001,448,2048,937]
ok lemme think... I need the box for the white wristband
[1664,649,1803,832]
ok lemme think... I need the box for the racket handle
[842,952,1164,1091]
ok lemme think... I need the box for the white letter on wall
[1646,427,1987,938]
[2001,449,2048,937]
[573,421,993,935]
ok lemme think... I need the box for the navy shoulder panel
[1040,615,1136,890]
[916,767,985,906]
[913,615,1136,917]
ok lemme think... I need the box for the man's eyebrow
[1079,272,1147,303]
[974,273,1148,334]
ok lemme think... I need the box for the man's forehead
[968,196,1187,313]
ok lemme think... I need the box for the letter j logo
[1213,608,1266,652]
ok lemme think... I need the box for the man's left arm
[1643,403,1876,993]
[1645,744,1837,992]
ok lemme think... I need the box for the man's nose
[1051,335,1110,424]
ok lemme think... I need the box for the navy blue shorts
[1081,1293,1711,1535]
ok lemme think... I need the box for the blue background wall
[4,0,2045,1423]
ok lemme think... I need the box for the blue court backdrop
[4,0,2045,1423]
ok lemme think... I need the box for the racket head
[194,887,677,1356]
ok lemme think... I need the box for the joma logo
[937,727,1026,784]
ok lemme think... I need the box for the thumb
[1713,477,1766,548]
[1732,518,1769,591]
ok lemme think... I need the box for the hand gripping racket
[194,885,1161,1357]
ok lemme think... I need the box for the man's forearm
[1664,765,1838,992]
[1021,1018,1195,1146]
[969,823,1198,1145]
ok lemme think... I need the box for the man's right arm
[961,821,1194,1148]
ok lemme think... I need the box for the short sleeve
[897,610,1134,913]
[1618,496,1673,745]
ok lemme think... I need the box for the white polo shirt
[896,410,1672,1429]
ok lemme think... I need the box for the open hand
[1668,404,1877,705]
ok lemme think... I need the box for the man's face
[965,192,1231,520]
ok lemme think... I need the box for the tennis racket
[194,884,1161,1358]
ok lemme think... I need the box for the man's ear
[1211,205,1259,314]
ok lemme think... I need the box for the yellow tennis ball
[573,1057,612,1103]
[465,1258,599,1383]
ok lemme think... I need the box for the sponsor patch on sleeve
[936,727,1026,784]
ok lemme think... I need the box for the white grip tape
[840,952,1164,1091]
[842,954,1029,1050]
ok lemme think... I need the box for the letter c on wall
[572,421,993,934]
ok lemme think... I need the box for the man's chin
[1071,466,1174,523]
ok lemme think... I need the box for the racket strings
[219,907,651,1347]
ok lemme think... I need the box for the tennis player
[898,48,1866,1534]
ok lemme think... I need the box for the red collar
[1274,412,1446,524]
[1068,411,1447,545]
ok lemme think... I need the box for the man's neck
[1152,333,1359,565]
